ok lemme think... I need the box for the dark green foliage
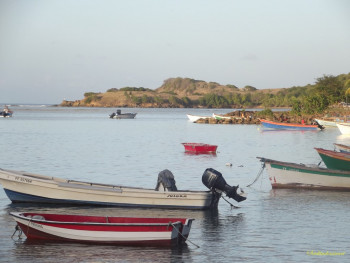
[226,84,239,90]
[256,108,274,118]
[107,88,119,92]
[243,85,257,92]
[119,87,153,92]
[84,92,99,97]
[84,92,100,104]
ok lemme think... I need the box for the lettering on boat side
[30,222,43,228]
[282,167,300,172]
[167,194,187,198]
[14,176,32,184]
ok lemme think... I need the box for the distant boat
[257,157,350,190]
[212,113,231,120]
[259,119,322,131]
[336,123,350,135]
[0,107,13,118]
[10,212,194,247]
[186,114,209,122]
[182,143,218,154]
[334,143,350,153]
[314,118,346,127]
[315,148,350,171]
[110,109,137,119]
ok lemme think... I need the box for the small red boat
[182,143,218,154]
[10,212,194,247]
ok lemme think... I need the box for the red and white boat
[10,212,194,247]
[182,143,218,154]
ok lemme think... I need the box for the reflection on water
[12,240,192,263]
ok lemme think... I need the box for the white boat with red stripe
[10,212,194,247]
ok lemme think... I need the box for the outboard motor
[155,169,178,192]
[202,168,246,202]
[116,109,121,115]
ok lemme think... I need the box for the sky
[0,0,349,104]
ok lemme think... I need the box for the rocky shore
[192,109,349,125]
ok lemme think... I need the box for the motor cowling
[202,168,246,202]
[155,169,178,191]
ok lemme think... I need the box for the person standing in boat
[2,106,10,117]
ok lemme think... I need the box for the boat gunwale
[257,157,350,176]
[10,212,190,227]
[315,148,350,161]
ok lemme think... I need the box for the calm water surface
[0,106,350,262]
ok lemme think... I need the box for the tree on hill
[243,85,257,92]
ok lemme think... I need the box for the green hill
[60,73,350,112]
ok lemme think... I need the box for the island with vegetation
[61,73,350,122]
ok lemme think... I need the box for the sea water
[0,106,349,263]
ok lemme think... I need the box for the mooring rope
[11,225,23,242]
[169,222,200,248]
[246,161,266,187]
[221,196,239,209]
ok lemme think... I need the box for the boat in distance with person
[0,168,246,209]
[110,109,137,119]
[10,212,194,247]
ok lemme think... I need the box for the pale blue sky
[1,0,349,104]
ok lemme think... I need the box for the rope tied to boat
[168,222,200,248]
[246,160,266,187]
[11,225,23,242]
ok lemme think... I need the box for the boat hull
[186,114,208,122]
[314,118,346,127]
[110,113,137,119]
[10,212,194,246]
[334,143,350,153]
[0,169,220,210]
[259,119,319,130]
[315,148,350,171]
[336,123,350,135]
[212,113,231,120]
[182,143,217,154]
[259,158,350,190]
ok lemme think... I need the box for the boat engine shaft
[202,168,246,202]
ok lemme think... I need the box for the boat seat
[32,215,45,221]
